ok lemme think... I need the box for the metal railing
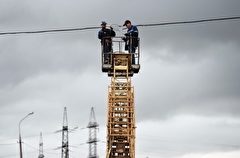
[101,36,140,65]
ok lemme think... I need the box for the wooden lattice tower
[102,37,140,158]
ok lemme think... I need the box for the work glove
[124,33,130,37]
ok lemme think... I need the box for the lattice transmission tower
[62,107,69,158]
[87,107,99,158]
[38,132,44,158]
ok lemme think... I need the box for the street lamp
[18,111,34,158]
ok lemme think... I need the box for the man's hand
[124,33,130,37]
[122,37,127,42]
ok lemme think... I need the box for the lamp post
[19,111,34,158]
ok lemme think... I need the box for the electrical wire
[0,26,100,35]
[24,142,60,155]
[137,16,240,27]
[0,143,16,146]
[0,16,239,36]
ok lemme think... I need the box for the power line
[0,143,16,146]
[0,26,100,36]
[137,16,240,27]
[0,16,239,36]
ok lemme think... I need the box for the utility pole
[62,107,69,158]
[38,132,44,158]
[87,107,99,158]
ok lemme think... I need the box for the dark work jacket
[98,28,116,45]
[124,25,139,47]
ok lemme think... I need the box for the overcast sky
[0,0,240,158]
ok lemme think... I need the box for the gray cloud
[1,0,240,157]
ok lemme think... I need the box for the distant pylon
[38,132,44,158]
[87,107,99,158]
[62,107,69,158]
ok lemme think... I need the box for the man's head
[101,21,107,29]
[123,20,131,28]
